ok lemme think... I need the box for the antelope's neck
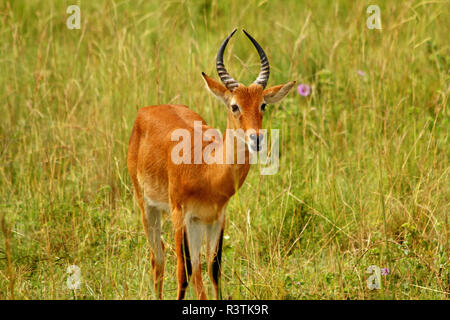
[218,115,251,192]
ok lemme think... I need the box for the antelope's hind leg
[143,200,165,299]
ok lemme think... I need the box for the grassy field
[0,0,448,300]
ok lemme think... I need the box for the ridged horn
[243,29,270,88]
[216,29,239,91]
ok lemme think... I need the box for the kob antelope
[127,29,295,299]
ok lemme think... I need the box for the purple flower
[297,84,311,97]
[381,268,389,276]
[357,70,366,77]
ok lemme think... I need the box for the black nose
[250,133,264,145]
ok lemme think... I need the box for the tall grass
[0,0,448,299]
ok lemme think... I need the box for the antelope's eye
[260,103,266,111]
[231,104,240,113]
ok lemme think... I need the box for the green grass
[0,0,448,300]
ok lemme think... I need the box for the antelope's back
[127,104,207,200]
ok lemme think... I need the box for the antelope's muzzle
[249,133,264,152]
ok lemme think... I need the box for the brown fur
[127,73,294,300]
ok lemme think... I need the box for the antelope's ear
[263,81,296,104]
[202,72,232,105]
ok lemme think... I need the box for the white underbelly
[144,195,170,212]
